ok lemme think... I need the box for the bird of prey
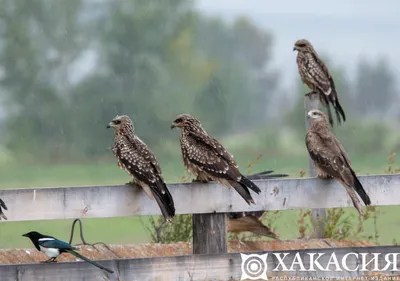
[294,39,346,127]
[305,109,371,215]
[22,231,114,273]
[171,113,261,205]
[107,115,175,222]
[0,198,7,220]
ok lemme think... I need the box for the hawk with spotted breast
[108,115,175,222]
[305,109,371,216]
[294,39,346,127]
[171,114,261,205]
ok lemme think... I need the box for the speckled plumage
[294,39,346,127]
[305,110,371,216]
[108,115,175,222]
[171,114,261,205]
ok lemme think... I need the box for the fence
[1,94,400,280]
[1,174,400,280]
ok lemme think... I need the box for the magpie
[0,197,7,220]
[22,231,114,274]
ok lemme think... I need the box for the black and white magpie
[22,231,114,274]
[0,197,7,220]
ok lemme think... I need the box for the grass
[0,150,398,249]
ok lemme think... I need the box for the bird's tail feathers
[0,211,7,220]
[151,182,175,223]
[66,249,114,274]
[330,88,346,125]
[239,176,261,194]
[0,198,7,220]
[320,93,335,127]
[247,170,288,180]
[229,180,255,205]
[0,198,7,210]
[351,172,371,206]
[323,87,346,126]
[342,184,365,216]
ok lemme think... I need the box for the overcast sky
[196,0,400,90]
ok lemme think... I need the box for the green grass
[0,151,398,249]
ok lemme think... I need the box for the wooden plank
[192,213,227,254]
[1,245,400,281]
[304,91,327,238]
[0,174,399,222]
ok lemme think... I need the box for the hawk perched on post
[108,115,175,222]
[305,109,371,216]
[171,114,261,205]
[294,39,346,127]
[0,197,7,220]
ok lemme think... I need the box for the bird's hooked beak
[170,122,178,129]
[293,46,297,51]
[107,122,114,129]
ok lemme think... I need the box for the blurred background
[0,0,399,249]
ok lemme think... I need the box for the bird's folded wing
[306,131,347,175]
[116,140,160,184]
[39,239,73,250]
[188,129,236,165]
[305,52,331,93]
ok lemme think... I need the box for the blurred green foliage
[0,0,399,249]
[0,0,278,161]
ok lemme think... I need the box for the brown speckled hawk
[305,109,371,216]
[107,115,175,222]
[171,114,261,205]
[0,197,7,220]
[294,39,346,127]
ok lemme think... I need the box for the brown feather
[173,114,260,205]
[305,110,371,216]
[295,39,346,126]
[109,115,175,222]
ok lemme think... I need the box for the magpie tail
[66,249,114,274]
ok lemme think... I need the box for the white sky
[196,0,400,90]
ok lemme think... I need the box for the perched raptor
[171,113,261,205]
[294,39,346,127]
[305,109,371,216]
[0,197,7,220]
[108,115,175,222]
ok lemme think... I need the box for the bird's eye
[297,43,306,47]
[113,120,121,124]
[175,118,183,123]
